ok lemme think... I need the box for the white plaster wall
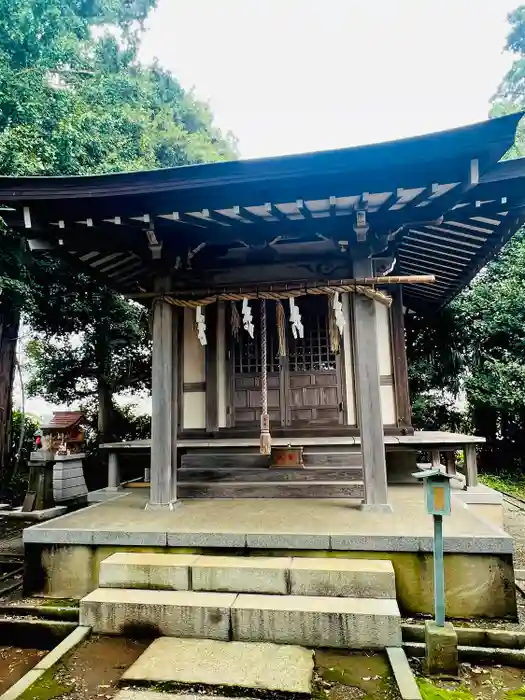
[183,308,205,383]
[375,299,397,426]
[342,293,356,425]
[182,308,206,429]
[183,393,206,430]
[375,301,393,376]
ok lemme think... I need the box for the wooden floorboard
[178,481,365,499]
[177,468,363,482]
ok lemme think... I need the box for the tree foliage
[0,0,237,474]
[405,305,467,432]
[406,5,525,472]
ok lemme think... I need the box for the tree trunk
[0,301,20,482]
[97,377,113,442]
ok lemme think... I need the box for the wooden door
[231,305,284,427]
[286,301,343,426]
[230,299,343,428]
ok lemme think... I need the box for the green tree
[405,305,466,432]
[455,230,525,471]
[25,260,151,440]
[0,0,237,478]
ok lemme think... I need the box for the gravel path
[503,496,525,570]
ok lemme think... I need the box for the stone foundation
[24,543,517,619]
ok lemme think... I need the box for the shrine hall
[5,113,525,617]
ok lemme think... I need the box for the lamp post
[412,468,457,675]
[412,468,453,625]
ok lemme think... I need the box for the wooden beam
[236,206,267,224]
[352,256,390,509]
[296,199,312,219]
[404,184,438,210]
[266,203,288,221]
[390,287,412,431]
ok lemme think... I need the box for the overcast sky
[20,0,521,418]
[141,0,520,159]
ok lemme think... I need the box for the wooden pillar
[107,452,120,490]
[464,444,478,487]
[391,287,412,431]
[170,307,180,503]
[147,276,177,510]
[217,302,227,428]
[205,303,219,433]
[352,257,390,510]
[446,452,457,477]
[431,449,442,471]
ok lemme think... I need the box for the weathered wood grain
[177,468,363,482]
[178,481,365,499]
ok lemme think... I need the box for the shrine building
[4,113,525,619]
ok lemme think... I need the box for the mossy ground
[18,667,72,700]
[315,650,399,700]
[417,662,525,700]
[480,474,525,500]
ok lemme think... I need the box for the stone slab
[424,620,458,676]
[167,532,246,548]
[289,557,396,598]
[386,646,422,700]
[192,556,291,594]
[93,531,168,546]
[3,505,67,522]
[122,637,313,694]
[100,553,198,590]
[246,533,330,549]
[35,626,91,670]
[232,594,401,649]
[115,693,252,700]
[79,588,235,640]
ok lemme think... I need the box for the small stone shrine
[25,411,88,512]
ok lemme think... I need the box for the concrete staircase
[80,553,401,649]
[178,445,364,499]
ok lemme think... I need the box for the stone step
[232,594,401,649]
[100,553,198,591]
[178,481,365,499]
[121,637,313,695]
[115,692,253,700]
[177,468,363,482]
[99,553,396,599]
[80,588,235,640]
[79,588,401,648]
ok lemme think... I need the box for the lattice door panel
[230,299,343,427]
[287,305,342,426]
[232,304,283,426]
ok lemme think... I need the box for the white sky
[20,0,521,419]
[141,0,519,159]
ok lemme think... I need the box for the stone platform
[22,485,516,619]
[122,638,313,694]
[23,485,507,552]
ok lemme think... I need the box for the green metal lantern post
[412,469,453,626]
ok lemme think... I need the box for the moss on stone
[18,667,72,700]
[29,541,516,619]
